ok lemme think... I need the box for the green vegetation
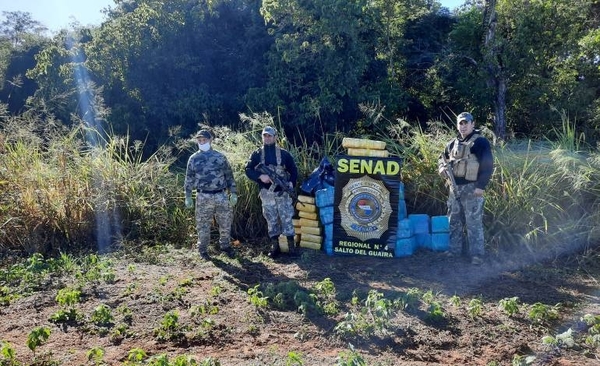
[2,2,600,362]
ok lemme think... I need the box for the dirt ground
[1,242,599,366]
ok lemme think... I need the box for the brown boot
[268,237,280,258]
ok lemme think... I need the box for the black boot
[286,236,297,256]
[268,236,280,258]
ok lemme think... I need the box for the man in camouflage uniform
[245,126,298,258]
[185,129,237,260]
[438,112,494,265]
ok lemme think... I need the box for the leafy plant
[425,301,446,323]
[468,298,484,319]
[86,347,105,365]
[124,348,147,365]
[26,327,51,354]
[0,340,18,365]
[499,297,520,317]
[153,311,186,342]
[248,285,268,308]
[449,295,461,307]
[91,304,114,327]
[285,351,304,365]
[542,328,575,349]
[336,344,367,366]
[396,287,421,311]
[335,290,397,337]
[50,286,83,324]
[528,302,559,326]
[55,287,81,307]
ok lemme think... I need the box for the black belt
[198,188,226,194]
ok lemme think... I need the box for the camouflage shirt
[184,149,236,197]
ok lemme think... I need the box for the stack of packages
[342,137,389,157]
[430,216,450,251]
[315,184,335,255]
[395,214,449,256]
[293,195,322,250]
[395,182,417,257]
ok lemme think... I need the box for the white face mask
[198,142,211,152]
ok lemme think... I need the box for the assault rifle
[439,154,461,203]
[255,163,301,205]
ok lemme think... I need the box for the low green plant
[335,290,396,337]
[122,282,139,297]
[91,304,114,327]
[336,344,367,366]
[118,305,134,324]
[511,354,536,365]
[86,346,105,365]
[425,301,446,323]
[55,286,81,307]
[421,290,436,304]
[499,297,520,317]
[467,298,484,319]
[191,303,219,318]
[199,357,221,366]
[153,310,186,342]
[285,351,304,365]
[109,323,134,344]
[26,326,51,354]
[210,285,222,297]
[124,348,147,365]
[49,308,81,323]
[50,286,83,323]
[582,313,600,348]
[449,295,461,307]
[396,287,421,311]
[528,302,559,326]
[247,284,268,308]
[0,340,18,365]
[0,286,20,306]
[542,328,575,349]
[312,278,339,315]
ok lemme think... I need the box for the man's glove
[185,196,193,208]
[229,193,238,206]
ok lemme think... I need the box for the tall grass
[1,106,599,259]
[0,110,188,255]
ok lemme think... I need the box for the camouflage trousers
[195,192,233,252]
[259,188,295,238]
[447,183,485,257]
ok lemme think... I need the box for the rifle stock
[255,163,300,204]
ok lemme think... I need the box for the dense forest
[1,0,600,153]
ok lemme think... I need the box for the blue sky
[1,0,466,33]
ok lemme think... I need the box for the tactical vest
[260,145,289,180]
[450,133,480,181]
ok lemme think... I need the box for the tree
[0,11,47,47]
[0,11,49,114]
[85,0,271,150]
